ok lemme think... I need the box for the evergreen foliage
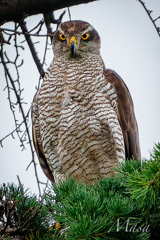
[0,183,56,239]
[0,143,160,239]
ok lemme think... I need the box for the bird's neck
[51,54,104,75]
[43,54,106,96]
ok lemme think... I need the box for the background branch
[20,20,45,78]
[138,0,160,37]
[0,0,97,23]
[0,45,42,196]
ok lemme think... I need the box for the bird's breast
[37,57,125,183]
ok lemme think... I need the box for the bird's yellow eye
[59,33,66,41]
[81,33,89,40]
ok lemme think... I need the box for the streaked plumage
[32,20,140,184]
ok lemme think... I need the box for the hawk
[32,20,141,184]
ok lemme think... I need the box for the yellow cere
[59,33,66,41]
[69,36,78,46]
[81,33,89,40]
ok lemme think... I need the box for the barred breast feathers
[32,54,125,184]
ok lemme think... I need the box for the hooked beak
[69,36,78,57]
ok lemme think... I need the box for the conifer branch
[1,143,160,239]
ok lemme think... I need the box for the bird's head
[52,20,101,60]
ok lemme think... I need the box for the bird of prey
[32,20,141,184]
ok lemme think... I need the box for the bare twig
[20,20,45,77]
[1,28,48,36]
[138,0,160,37]
[0,117,26,146]
[154,16,160,23]
[43,10,66,35]
[17,175,22,187]
[28,19,44,34]
[37,36,49,89]
[1,52,26,150]
[68,7,72,21]
[0,46,42,196]
[0,29,10,45]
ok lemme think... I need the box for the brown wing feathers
[32,102,55,183]
[104,69,141,160]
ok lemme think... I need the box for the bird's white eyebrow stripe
[58,25,93,37]
[57,25,65,35]
[82,26,94,35]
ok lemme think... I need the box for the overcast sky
[0,0,160,195]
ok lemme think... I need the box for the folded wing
[104,69,141,160]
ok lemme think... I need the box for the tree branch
[0,28,48,37]
[0,47,42,196]
[138,0,160,37]
[0,0,97,24]
[43,10,66,34]
[20,20,45,78]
